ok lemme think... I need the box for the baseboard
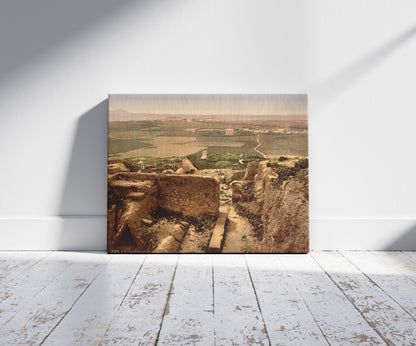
[0,217,415,251]
[0,216,106,251]
[310,218,416,250]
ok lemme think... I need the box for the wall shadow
[311,24,416,110]
[385,223,416,251]
[59,100,108,216]
[0,0,138,82]
[57,100,108,250]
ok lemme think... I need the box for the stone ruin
[107,171,220,253]
[107,158,309,253]
[231,160,309,253]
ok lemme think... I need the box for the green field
[108,119,308,160]
[108,138,153,155]
[187,151,262,170]
[259,133,308,157]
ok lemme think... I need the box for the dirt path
[222,206,262,253]
[254,134,266,158]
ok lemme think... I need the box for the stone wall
[107,172,220,252]
[261,171,309,253]
[107,173,159,252]
[231,160,309,253]
[109,172,220,217]
[158,175,220,217]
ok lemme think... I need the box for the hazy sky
[109,94,307,116]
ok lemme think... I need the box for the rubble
[107,172,220,253]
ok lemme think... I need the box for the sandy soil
[222,206,262,253]
[179,225,212,253]
[145,203,262,253]
[145,212,215,253]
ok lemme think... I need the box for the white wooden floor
[0,252,415,345]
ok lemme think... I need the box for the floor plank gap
[1,251,416,345]
[311,253,390,344]
[154,255,180,346]
[339,251,416,322]
[288,271,331,346]
[244,255,272,346]
[313,251,416,345]
[40,270,102,345]
[119,254,148,308]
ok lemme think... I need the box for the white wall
[1,0,415,250]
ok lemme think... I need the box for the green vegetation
[259,133,308,156]
[187,151,261,170]
[109,119,308,159]
[109,157,182,173]
[270,158,309,187]
[108,139,153,155]
[197,130,226,137]
[202,143,258,155]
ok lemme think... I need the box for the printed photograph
[107,94,308,253]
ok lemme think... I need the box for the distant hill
[109,109,307,122]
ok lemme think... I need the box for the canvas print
[107,94,308,253]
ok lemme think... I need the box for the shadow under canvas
[58,100,108,250]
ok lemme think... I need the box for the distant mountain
[109,109,153,121]
[109,109,307,122]
[219,114,307,121]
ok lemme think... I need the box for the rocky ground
[108,156,308,253]
[231,157,309,253]
[191,167,263,252]
[147,209,217,253]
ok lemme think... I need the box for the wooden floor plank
[157,255,214,345]
[213,255,269,345]
[42,254,146,346]
[278,254,384,345]
[100,254,178,345]
[0,251,414,345]
[0,252,74,328]
[373,251,416,282]
[0,251,49,288]
[342,251,416,320]
[403,251,416,264]
[0,252,108,345]
[312,251,416,345]
[245,255,327,345]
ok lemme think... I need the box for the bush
[274,165,296,181]
[187,151,260,170]
[295,158,308,170]
[215,160,232,168]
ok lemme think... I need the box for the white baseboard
[0,216,106,251]
[310,218,416,250]
[0,217,415,251]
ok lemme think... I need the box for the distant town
[227,127,308,135]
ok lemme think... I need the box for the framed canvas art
[107,94,308,253]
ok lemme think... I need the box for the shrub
[295,158,308,170]
[215,160,232,168]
